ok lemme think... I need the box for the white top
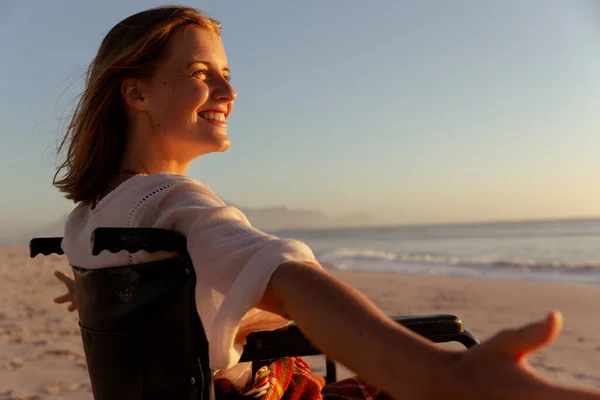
[61,172,320,387]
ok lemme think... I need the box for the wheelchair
[30,227,479,400]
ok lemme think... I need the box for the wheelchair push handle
[29,237,64,258]
[91,227,187,256]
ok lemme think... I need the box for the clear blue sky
[1,0,600,240]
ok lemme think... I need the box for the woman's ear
[121,78,148,111]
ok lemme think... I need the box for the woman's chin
[192,137,231,157]
[209,132,231,151]
[214,139,231,152]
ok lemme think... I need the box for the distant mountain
[221,203,376,231]
[239,205,329,231]
[30,214,70,237]
[329,212,375,229]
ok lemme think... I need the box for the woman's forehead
[163,27,227,68]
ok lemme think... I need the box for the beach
[1,245,600,399]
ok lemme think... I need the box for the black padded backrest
[30,228,214,399]
[74,256,212,400]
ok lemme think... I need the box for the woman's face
[130,27,237,159]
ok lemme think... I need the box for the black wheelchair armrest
[241,314,468,362]
[241,322,320,361]
[393,314,464,336]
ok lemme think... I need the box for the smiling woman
[119,27,235,161]
[53,7,233,204]
[50,5,600,400]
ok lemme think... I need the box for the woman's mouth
[198,111,227,126]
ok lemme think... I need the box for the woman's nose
[212,76,236,101]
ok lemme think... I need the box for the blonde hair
[53,5,221,203]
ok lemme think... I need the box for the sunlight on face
[142,27,237,158]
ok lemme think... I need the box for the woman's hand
[439,311,600,399]
[53,270,77,312]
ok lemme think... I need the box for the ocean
[275,218,600,286]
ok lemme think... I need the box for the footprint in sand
[529,358,565,374]
[2,357,25,371]
[76,360,88,370]
[43,384,61,395]
[544,365,566,373]
[38,380,91,397]
[6,393,44,400]
[574,373,600,384]
[44,349,71,356]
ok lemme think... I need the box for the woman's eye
[192,68,208,79]
[192,68,231,83]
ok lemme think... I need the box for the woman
[51,5,600,399]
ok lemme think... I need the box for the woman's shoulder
[112,172,231,225]
[65,172,225,227]
[124,172,212,196]
[62,172,228,255]
[134,172,224,205]
[93,172,221,211]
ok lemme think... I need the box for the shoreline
[321,262,600,288]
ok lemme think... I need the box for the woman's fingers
[53,270,69,281]
[54,270,74,286]
[54,270,75,292]
[53,270,77,311]
[53,293,71,304]
[490,311,563,361]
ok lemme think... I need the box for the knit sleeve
[151,179,320,370]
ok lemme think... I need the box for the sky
[1,0,600,241]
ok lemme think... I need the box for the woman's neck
[120,133,193,176]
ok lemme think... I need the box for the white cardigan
[61,172,319,387]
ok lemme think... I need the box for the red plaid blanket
[215,357,394,400]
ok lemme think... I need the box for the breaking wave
[316,248,600,274]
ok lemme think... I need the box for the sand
[1,244,600,399]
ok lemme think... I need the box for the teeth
[199,112,225,122]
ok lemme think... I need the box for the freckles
[157,122,167,136]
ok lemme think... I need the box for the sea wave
[316,248,600,274]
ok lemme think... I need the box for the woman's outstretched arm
[259,261,600,400]
[258,261,442,397]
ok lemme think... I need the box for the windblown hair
[53,5,221,203]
